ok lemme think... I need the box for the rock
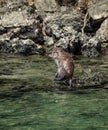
[0,39,45,55]
[35,0,58,13]
[96,19,108,41]
[0,0,46,55]
[44,10,83,54]
[0,9,34,28]
[53,69,105,89]
[55,0,77,6]
[81,18,108,57]
[0,0,37,28]
[19,21,44,44]
[0,0,7,8]
[44,37,54,46]
[73,69,105,88]
[11,38,36,55]
[0,0,107,58]
[88,0,108,20]
[81,35,102,57]
[0,26,7,35]
[42,1,108,57]
[77,0,88,10]
[0,21,44,44]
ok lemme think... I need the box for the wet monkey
[51,47,74,87]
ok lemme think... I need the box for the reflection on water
[0,53,108,130]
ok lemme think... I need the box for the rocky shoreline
[0,0,108,57]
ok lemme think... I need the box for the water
[0,53,108,130]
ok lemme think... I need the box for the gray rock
[44,36,54,46]
[96,19,108,41]
[54,69,105,89]
[81,34,102,57]
[44,10,83,54]
[77,0,88,9]
[82,44,100,58]
[88,0,108,20]
[35,0,58,13]
[0,10,34,27]
[0,39,45,55]
[81,17,108,57]
[74,69,105,88]
[19,22,44,44]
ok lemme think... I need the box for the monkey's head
[52,47,64,59]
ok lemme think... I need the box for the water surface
[0,53,108,130]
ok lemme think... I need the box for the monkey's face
[53,52,58,59]
[52,47,63,59]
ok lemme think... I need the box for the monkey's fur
[51,47,74,87]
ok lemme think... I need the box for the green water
[0,53,108,130]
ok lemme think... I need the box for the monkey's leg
[68,78,72,89]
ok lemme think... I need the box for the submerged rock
[54,69,105,89]
[74,69,105,88]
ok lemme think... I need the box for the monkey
[51,47,74,87]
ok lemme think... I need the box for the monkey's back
[60,51,74,78]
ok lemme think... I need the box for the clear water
[0,53,108,130]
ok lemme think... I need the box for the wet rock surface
[54,69,105,90]
[73,69,105,88]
